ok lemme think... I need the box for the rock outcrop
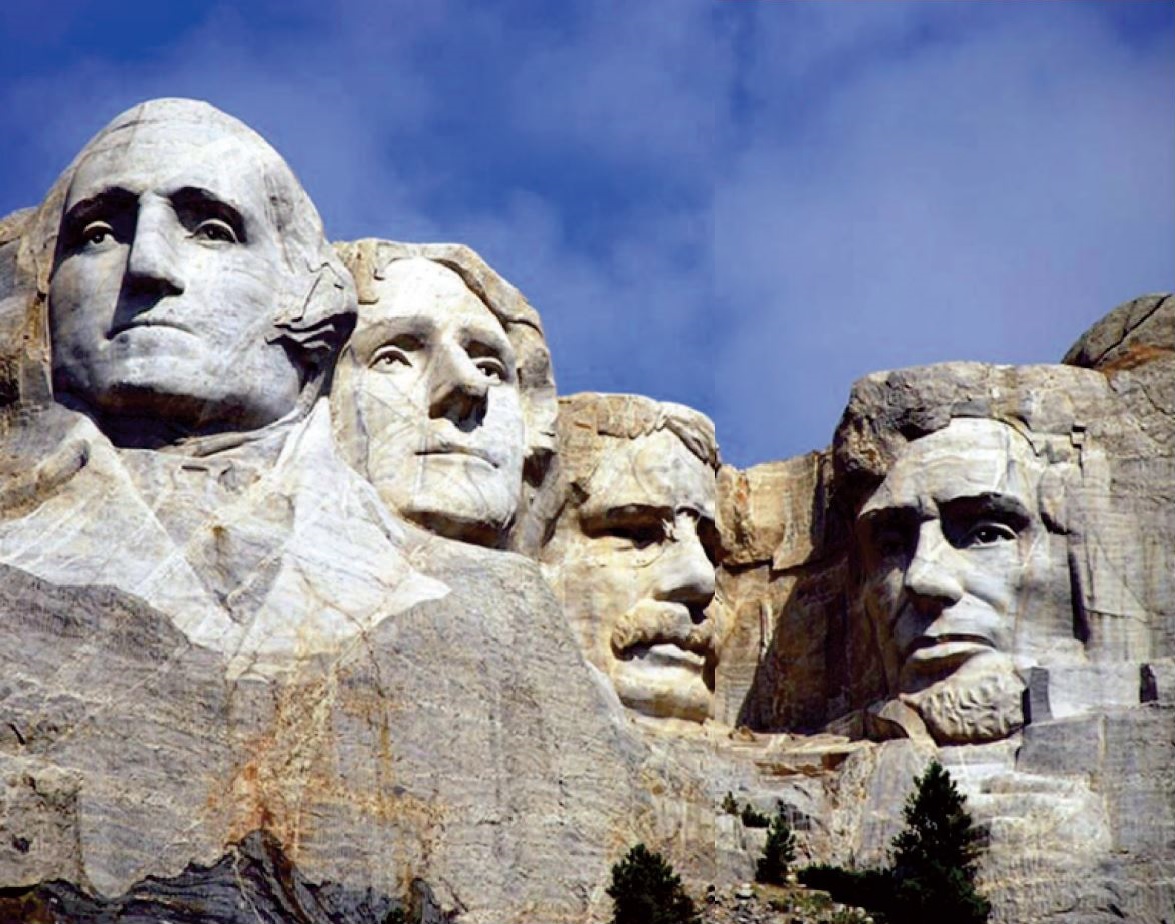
[0,97,1171,923]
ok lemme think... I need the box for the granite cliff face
[0,98,1170,923]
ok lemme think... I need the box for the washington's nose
[654,515,716,613]
[428,345,488,428]
[126,197,184,296]
[904,520,965,609]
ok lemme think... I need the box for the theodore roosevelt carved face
[856,417,1058,742]
[46,99,348,445]
[544,395,720,724]
[332,257,527,547]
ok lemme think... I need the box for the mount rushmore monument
[0,98,1171,923]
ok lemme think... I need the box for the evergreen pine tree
[890,760,991,923]
[755,801,797,886]
[607,843,699,924]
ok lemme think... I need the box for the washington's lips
[416,442,497,467]
[110,316,195,337]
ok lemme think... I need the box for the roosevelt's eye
[81,221,116,248]
[192,219,239,244]
[606,520,668,551]
[959,521,1017,547]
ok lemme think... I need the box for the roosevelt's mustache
[611,600,713,656]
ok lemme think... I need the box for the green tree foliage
[740,803,770,828]
[607,843,699,924]
[798,760,991,923]
[890,760,991,923]
[756,801,798,886]
[722,791,739,815]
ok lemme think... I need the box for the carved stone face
[333,258,526,546]
[856,418,1059,740]
[558,429,717,723]
[49,116,303,435]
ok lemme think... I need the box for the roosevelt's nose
[126,196,184,297]
[428,344,488,428]
[653,513,716,613]
[904,520,965,611]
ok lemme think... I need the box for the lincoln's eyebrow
[939,492,1033,523]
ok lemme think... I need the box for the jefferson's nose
[126,196,184,296]
[428,345,488,426]
[654,514,716,613]
[904,520,965,610]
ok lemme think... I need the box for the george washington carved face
[48,100,345,442]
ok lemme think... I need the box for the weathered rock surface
[0,831,432,924]
[0,95,1171,924]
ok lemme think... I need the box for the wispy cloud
[0,0,1170,466]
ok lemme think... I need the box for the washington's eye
[81,221,116,247]
[192,219,239,244]
[960,521,1017,547]
[475,357,507,382]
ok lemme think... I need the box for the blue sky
[1,0,1171,466]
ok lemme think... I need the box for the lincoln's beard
[901,655,1026,745]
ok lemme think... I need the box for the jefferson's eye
[370,348,412,370]
[960,522,1017,547]
[81,221,116,248]
[192,219,239,244]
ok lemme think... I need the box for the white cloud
[0,0,1169,468]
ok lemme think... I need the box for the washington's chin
[611,644,713,723]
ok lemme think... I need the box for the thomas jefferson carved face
[856,418,1061,742]
[332,258,526,546]
[49,112,308,438]
[556,428,718,723]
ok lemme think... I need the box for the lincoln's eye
[192,219,239,244]
[961,521,1017,547]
